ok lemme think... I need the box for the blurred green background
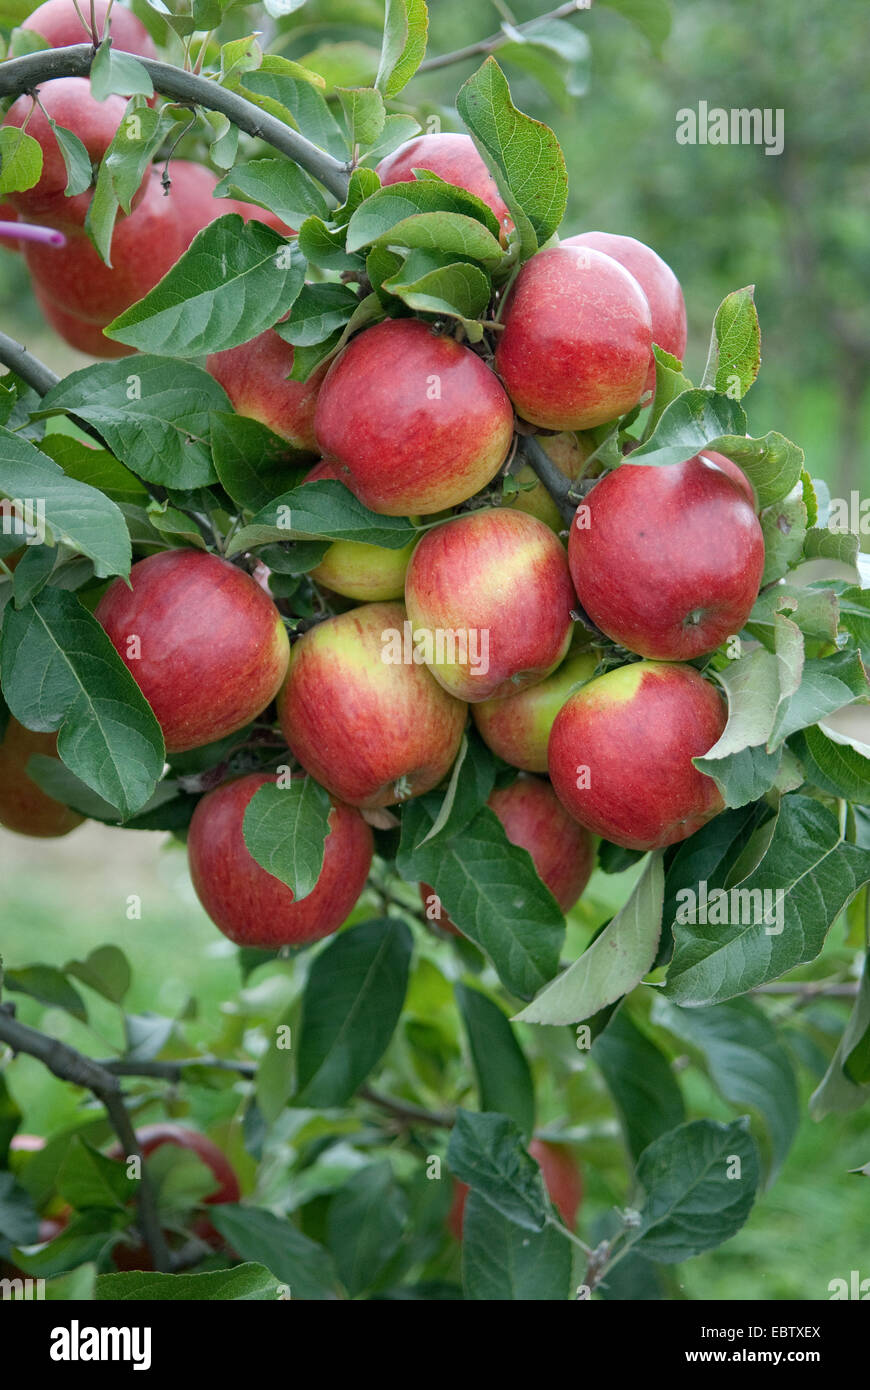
[1,0,869,1301]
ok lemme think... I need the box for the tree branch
[418,0,590,73]
[358,1085,454,1129]
[516,434,578,524]
[751,981,858,998]
[0,45,352,201]
[0,1004,172,1272]
[97,1056,256,1080]
[0,329,60,396]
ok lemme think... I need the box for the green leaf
[652,996,799,1175]
[209,1206,339,1300]
[397,800,564,1001]
[647,345,692,434]
[837,585,870,664]
[242,777,332,902]
[802,525,860,579]
[513,852,664,1025]
[0,428,130,578]
[701,287,761,398]
[297,215,364,273]
[628,389,803,508]
[760,493,807,585]
[95,1263,281,1301]
[295,919,413,1107]
[346,180,501,253]
[3,964,87,1021]
[628,1119,760,1263]
[374,209,505,269]
[103,104,174,215]
[599,0,672,55]
[810,958,870,1118]
[462,1190,571,1300]
[56,1138,135,1211]
[13,1209,120,1277]
[415,728,495,848]
[51,122,92,197]
[446,1110,549,1231]
[746,583,839,649]
[383,249,491,326]
[0,587,164,818]
[375,0,429,98]
[276,281,361,347]
[456,57,567,253]
[90,40,153,99]
[592,1009,685,1164]
[694,743,785,810]
[65,946,131,1004]
[214,158,328,229]
[241,66,346,160]
[455,983,535,1137]
[210,412,307,512]
[0,1171,40,1246]
[41,357,229,489]
[146,500,207,549]
[0,127,42,196]
[228,479,417,555]
[105,218,304,357]
[11,543,56,606]
[792,724,870,804]
[665,795,870,1005]
[337,86,386,149]
[769,645,869,751]
[326,1162,408,1296]
[39,434,147,505]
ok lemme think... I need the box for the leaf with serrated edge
[665,795,870,1006]
[242,778,332,901]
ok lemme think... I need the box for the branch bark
[516,434,579,524]
[0,45,352,201]
[418,0,590,73]
[0,1004,172,1271]
[0,329,60,396]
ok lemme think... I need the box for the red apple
[206,329,325,455]
[106,1122,240,1272]
[548,661,726,851]
[699,449,757,509]
[404,508,575,702]
[187,772,373,948]
[3,80,129,217]
[449,1139,583,1238]
[22,0,157,56]
[0,717,84,838]
[472,647,598,772]
[33,283,134,357]
[376,132,512,239]
[494,245,653,430]
[95,549,290,754]
[569,453,765,660]
[421,773,594,933]
[277,600,468,809]
[563,231,687,390]
[26,169,185,325]
[313,318,514,516]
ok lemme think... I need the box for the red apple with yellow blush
[277,601,467,808]
[548,661,727,851]
[472,647,598,772]
[495,245,653,430]
[313,318,514,516]
[96,549,290,754]
[569,453,765,661]
[404,508,575,702]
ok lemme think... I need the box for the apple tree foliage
[0,0,868,1301]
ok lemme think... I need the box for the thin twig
[0,1004,172,1271]
[97,1056,256,1080]
[359,1085,455,1129]
[0,46,351,200]
[418,0,590,72]
[0,329,60,396]
[751,981,858,998]
[516,434,577,524]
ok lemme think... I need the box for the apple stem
[0,45,353,201]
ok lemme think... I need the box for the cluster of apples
[0,0,287,355]
[0,104,766,957]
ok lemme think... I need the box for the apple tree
[0,0,868,1302]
